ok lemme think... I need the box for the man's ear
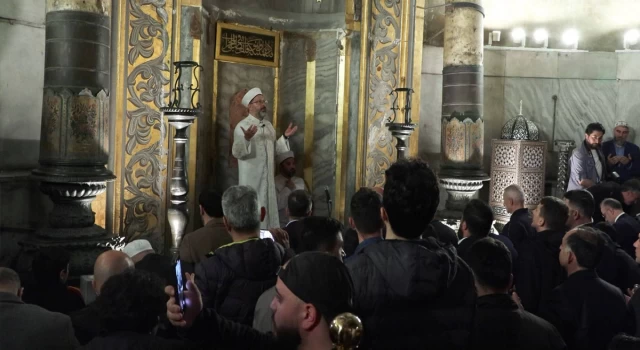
[380,207,389,222]
[260,207,266,222]
[17,287,24,299]
[300,303,322,331]
[223,216,231,231]
[348,217,356,229]
[199,205,205,217]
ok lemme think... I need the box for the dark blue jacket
[602,140,640,183]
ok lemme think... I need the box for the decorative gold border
[273,66,279,131]
[334,36,350,221]
[409,0,425,157]
[304,61,316,192]
[215,22,280,68]
[355,0,371,191]
[211,59,219,170]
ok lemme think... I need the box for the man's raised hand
[241,125,259,141]
[284,123,298,138]
[165,273,202,328]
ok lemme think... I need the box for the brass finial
[330,312,363,350]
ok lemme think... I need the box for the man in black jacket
[502,184,536,250]
[601,198,640,259]
[516,196,568,315]
[346,159,476,350]
[587,178,640,223]
[282,189,313,253]
[195,185,286,326]
[167,252,354,350]
[467,238,566,350]
[540,227,632,350]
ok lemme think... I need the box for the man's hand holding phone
[166,272,202,328]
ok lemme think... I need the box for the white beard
[258,109,268,119]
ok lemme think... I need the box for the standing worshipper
[567,123,607,191]
[274,150,307,227]
[602,121,640,183]
[232,87,298,229]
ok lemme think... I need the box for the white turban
[615,121,629,128]
[242,87,263,107]
[276,150,294,165]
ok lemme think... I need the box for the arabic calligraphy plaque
[215,22,280,67]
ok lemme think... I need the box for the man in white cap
[233,87,298,229]
[602,121,640,183]
[121,239,176,288]
[275,150,307,227]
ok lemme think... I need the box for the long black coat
[540,270,632,350]
[471,294,566,350]
[195,238,285,326]
[346,237,476,350]
[613,213,640,259]
[502,208,536,251]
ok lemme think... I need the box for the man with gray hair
[602,121,640,183]
[601,198,640,258]
[502,184,535,250]
[0,267,79,349]
[195,185,286,326]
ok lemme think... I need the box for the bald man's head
[503,184,525,213]
[92,250,134,295]
[0,267,22,296]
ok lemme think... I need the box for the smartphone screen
[260,230,274,241]
[175,259,186,311]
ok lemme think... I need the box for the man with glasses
[233,87,298,229]
[567,122,607,191]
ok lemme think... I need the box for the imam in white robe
[232,114,289,229]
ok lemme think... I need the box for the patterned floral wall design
[40,89,109,163]
[364,0,402,188]
[488,140,547,223]
[441,116,484,169]
[117,0,172,249]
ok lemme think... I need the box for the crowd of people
[4,157,640,349]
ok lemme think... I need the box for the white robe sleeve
[275,135,290,155]
[232,124,253,160]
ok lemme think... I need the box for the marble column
[26,0,117,275]
[438,0,489,219]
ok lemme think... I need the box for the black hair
[567,227,606,269]
[539,196,569,231]
[608,334,640,350]
[462,199,494,238]
[466,237,512,290]
[288,190,313,218]
[622,179,640,194]
[350,187,383,234]
[199,190,223,218]
[563,190,595,218]
[300,216,344,253]
[96,270,167,334]
[585,122,605,135]
[32,247,70,285]
[383,159,439,239]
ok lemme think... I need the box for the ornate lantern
[386,87,417,160]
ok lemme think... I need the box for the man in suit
[587,178,640,223]
[516,197,568,315]
[502,184,536,250]
[540,227,631,350]
[467,238,566,350]
[568,123,607,191]
[602,121,640,183]
[601,197,640,259]
[180,190,233,266]
[283,189,313,253]
[0,267,79,350]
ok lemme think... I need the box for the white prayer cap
[242,87,263,107]
[615,121,629,128]
[121,239,154,258]
[276,150,295,165]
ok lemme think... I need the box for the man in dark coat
[346,159,476,350]
[345,187,383,261]
[516,196,568,315]
[601,198,640,259]
[282,189,313,253]
[602,121,640,183]
[467,238,566,350]
[502,184,536,250]
[423,219,459,247]
[587,178,640,223]
[196,185,285,326]
[457,199,518,264]
[540,226,632,350]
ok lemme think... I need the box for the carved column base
[436,176,490,221]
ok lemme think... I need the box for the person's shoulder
[20,302,72,323]
[571,145,588,158]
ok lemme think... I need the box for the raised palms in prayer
[284,123,298,138]
[241,125,258,141]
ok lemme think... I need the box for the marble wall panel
[311,33,339,217]
[558,52,617,80]
[614,80,640,144]
[484,49,506,77]
[483,77,505,172]
[279,33,308,176]
[421,45,444,74]
[505,51,558,78]
[344,33,361,219]
[617,52,640,81]
[418,74,443,157]
[214,62,275,193]
[555,79,618,147]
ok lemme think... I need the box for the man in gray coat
[568,123,607,191]
[0,267,79,350]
